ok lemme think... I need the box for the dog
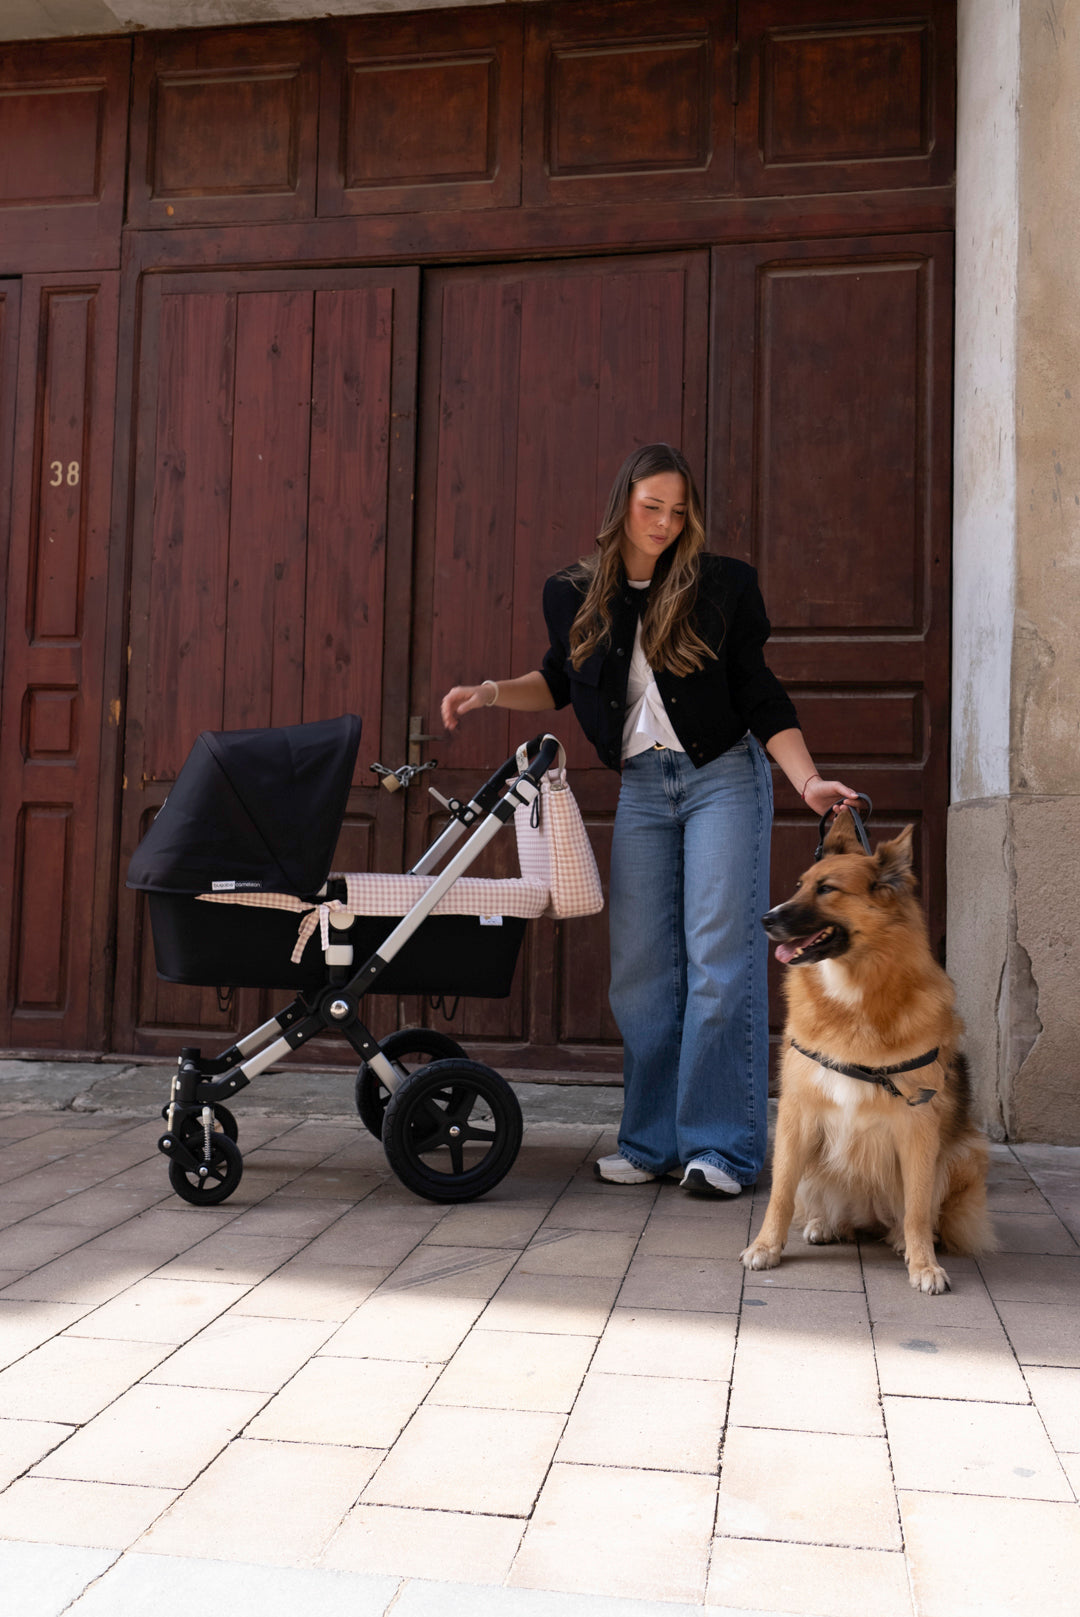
[741,810,994,1294]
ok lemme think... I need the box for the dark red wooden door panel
[523,0,736,206]
[410,251,709,1067]
[127,27,320,229]
[710,235,953,1049]
[0,275,121,1053]
[0,39,129,271]
[319,7,523,217]
[111,267,419,1058]
[736,0,956,196]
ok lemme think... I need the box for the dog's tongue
[775,930,827,965]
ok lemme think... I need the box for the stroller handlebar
[518,734,561,786]
[470,734,559,813]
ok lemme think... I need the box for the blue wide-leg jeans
[607,737,773,1183]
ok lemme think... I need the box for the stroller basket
[127,715,602,1208]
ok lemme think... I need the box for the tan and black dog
[741,811,994,1294]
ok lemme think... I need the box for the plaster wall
[1014,0,1080,796]
[1011,797,1080,1139]
[946,796,1010,1137]
[951,0,1080,1142]
[1007,0,1080,1140]
[951,0,1018,803]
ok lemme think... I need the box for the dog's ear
[822,807,862,855]
[872,824,916,896]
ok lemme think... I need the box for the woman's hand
[440,672,555,731]
[801,776,861,817]
[440,685,491,731]
[764,731,861,817]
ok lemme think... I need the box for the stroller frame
[155,735,562,1205]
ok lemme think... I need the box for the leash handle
[814,793,873,861]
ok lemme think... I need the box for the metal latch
[408,714,440,768]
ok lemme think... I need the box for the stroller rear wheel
[168,1134,243,1206]
[381,1059,522,1203]
[355,1027,466,1140]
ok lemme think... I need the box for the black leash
[790,1038,940,1106]
[814,794,874,861]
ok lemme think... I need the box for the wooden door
[0,274,121,1053]
[111,268,419,1057]
[710,234,954,1043]
[408,252,709,1070]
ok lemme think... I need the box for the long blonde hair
[568,444,716,677]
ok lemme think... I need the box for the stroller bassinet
[127,715,601,1205]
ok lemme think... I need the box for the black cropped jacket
[539,553,799,773]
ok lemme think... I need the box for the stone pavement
[0,1061,1078,1616]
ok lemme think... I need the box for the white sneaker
[594,1153,657,1185]
[681,1158,742,1196]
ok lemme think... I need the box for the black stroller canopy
[128,714,362,898]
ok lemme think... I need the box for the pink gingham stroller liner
[199,872,549,962]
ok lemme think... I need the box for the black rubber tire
[381,1058,522,1203]
[354,1027,467,1139]
[168,1133,244,1206]
[162,1102,239,1144]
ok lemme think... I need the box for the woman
[441,443,859,1194]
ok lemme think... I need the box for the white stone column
[950,0,1080,1141]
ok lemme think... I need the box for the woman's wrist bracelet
[800,772,822,802]
[480,680,499,708]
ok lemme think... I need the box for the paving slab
[872,1320,1029,1402]
[0,1540,118,1617]
[138,1439,383,1565]
[707,1539,913,1617]
[882,1393,1073,1501]
[320,1505,525,1585]
[715,1427,901,1550]
[509,1463,716,1605]
[361,1405,565,1516]
[63,1551,398,1616]
[900,1490,1080,1617]
[0,1478,178,1549]
[557,1368,727,1472]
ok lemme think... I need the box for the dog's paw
[908,1261,951,1295]
[741,1240,782,1271]
[802,1220,835,1245]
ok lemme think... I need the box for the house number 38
[48,460,80,487]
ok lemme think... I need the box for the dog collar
[790,1039,940,1105]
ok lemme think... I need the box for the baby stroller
[127,715,601,1206]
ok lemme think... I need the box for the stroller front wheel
[355,1027,467,1139]
[381,1059,522,1203]
[168,1133,244,1206]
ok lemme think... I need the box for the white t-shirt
[621,580,685,759]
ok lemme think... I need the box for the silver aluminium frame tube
[236,776,540,1088]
